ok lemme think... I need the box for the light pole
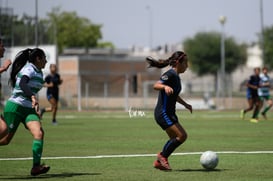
[219,15,226,108]
[35,0,38,47]
[260,0,264,65]
[146,6,153,49]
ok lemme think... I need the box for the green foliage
[97,41,115,49]
[0,14,37,46]
[45,7,102,53]
[0,7,106,52]
[183,32,247,76]
[263,25,273,68]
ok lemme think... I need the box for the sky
[3,0,273,49]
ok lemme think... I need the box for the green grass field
[0,110,273,181]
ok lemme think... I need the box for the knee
[0,127,8,142]
[0,135,11,146]
[52,104,58,110]
[0,139,11,145]
[0,126,8,137]
[177,132,187,143]
[33,128,44,140]
[0,123,7,132]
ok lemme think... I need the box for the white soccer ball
[200,151,219,170]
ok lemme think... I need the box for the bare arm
[59,79,63,85]
[153,81,173,95]
[0,59,11,73]
[44,82,54,88]
[177,96,192,113]
[261,81,270,87]
[246,83,258,89]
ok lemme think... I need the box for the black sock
[161,138,182,158]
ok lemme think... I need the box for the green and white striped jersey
[258,73,271,97]
[9,63,44,108]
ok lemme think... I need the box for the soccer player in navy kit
[240,67,261,123]
[146,51,192,171]
[41,64,62,124]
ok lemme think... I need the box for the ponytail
[9,48,46,87]
[146,51,187,69]
[146,56,170,68]
[9,49,32,87]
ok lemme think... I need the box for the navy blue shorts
[154,112,178,130]
[47,94,59,101]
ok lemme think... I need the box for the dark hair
[9,48,45,87]
[146,51,187,68]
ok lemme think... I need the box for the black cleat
[31,164,50,176]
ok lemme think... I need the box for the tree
[1,7,113,51]
[0,13,49,46]
[97,41,115,49]
[263,25,273,68]
[45,8,103,53]
[183,31,247,77]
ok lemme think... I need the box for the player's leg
[162,122,187,158]
[40,95,53,118]
[156,122,187,170]
[0,132,15,145]
[261,97,272,119]
[49,97,58,124]
[245,98,254,112]
[241,98,253,120]
[26,118,50,176]
[0,115,8,139]
[250,97,262,123]
[41,96,57,124]
[0,101,22,145]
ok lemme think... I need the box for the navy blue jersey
[45,73,61,98]
[247,75,260,98]
[155,69,181,116]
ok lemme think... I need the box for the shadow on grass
[0,172,101,180]
[175,168,227,172]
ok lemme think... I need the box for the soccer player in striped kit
[0,48,50,176]
[146,51,192,171]
[258,67,272,120]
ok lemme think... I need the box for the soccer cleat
[31,164,50,176]
[262,112,267,120]
[240,109,245,120]
[153,160,167,170]
[52,119,58,125]
[156,152,172,171]
[250,118,258,123]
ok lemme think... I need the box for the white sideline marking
[1,151,273,161]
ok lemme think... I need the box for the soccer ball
[200,151,219,170]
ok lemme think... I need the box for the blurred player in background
[240,67,261,123]
[258,67,272,120]
[0,38,11,73]
[0,48,50,176]
[146,51,192,171]
[40,64,62,125]
[0,38,11,137]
